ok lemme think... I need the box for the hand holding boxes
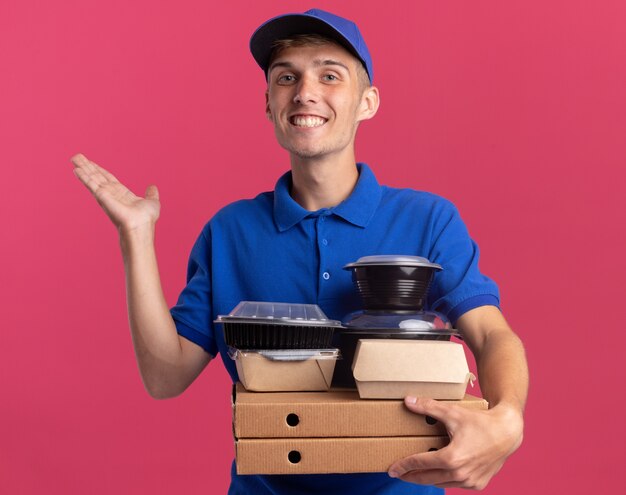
[233,384,488,474]
[220,255,487,474]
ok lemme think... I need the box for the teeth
[291,116,326,127]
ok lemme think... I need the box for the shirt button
[322,239,328,246]
[322,272,330,280]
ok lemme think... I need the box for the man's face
[265,42,375,160]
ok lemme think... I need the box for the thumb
[404,396,462,430]
[145,184,159,201]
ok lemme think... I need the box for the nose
[293,75,318,104]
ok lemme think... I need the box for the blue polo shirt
[170,163,499,494]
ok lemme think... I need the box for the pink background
[1,0,624,493]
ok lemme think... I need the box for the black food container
[343,255,442,311]
[215,301,343,350]
[332,309,458,387]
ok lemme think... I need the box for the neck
[289,150,359,211]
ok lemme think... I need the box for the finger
[431,481,466,489]
[397,469,459,487]
[72,155,122,192]
[89,159,119,183]
[397,468,488,489]
[388,450,448,478]
[71,153,117,184]
[71,154,103,184]
[145,184,159,201]
[433,478,491,490]
[404,396,464,429]
[73,166,107,196]
[70,153,91,171]
[71,153,99,176]
[73,163,122,199]
[72,163,109,193]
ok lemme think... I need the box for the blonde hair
[269,34,371,93]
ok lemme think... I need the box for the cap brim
[250,13,365,78]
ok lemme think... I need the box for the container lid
[215,301,343,327]
[343,255,442,270]
[342,309,458,336]
[229,347,340,362]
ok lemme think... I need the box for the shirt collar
[273,163,382,232]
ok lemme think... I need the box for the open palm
[71,153,160,232]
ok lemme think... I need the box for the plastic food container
[342,309,453,333]
[343,255,442,311]
[230,348,340,392]
[216,301,343,350]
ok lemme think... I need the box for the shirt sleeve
[426,199,500,325]
[170,225,218,357]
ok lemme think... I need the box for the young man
[72,8,527,494]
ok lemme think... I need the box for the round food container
[343,255,442,311]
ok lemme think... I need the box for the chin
[291,148,327,159]
[279,141,328,159]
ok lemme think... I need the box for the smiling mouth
[290,115,328,128]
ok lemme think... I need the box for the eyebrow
[268,59,351,74]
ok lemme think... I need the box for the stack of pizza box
[227,313,487,475]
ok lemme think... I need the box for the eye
[322,74,338,82]
[277,74,296,84]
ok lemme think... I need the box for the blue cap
[250,8,374,83]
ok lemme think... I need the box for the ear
[357,85,380,123]
[265,90,273,121]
